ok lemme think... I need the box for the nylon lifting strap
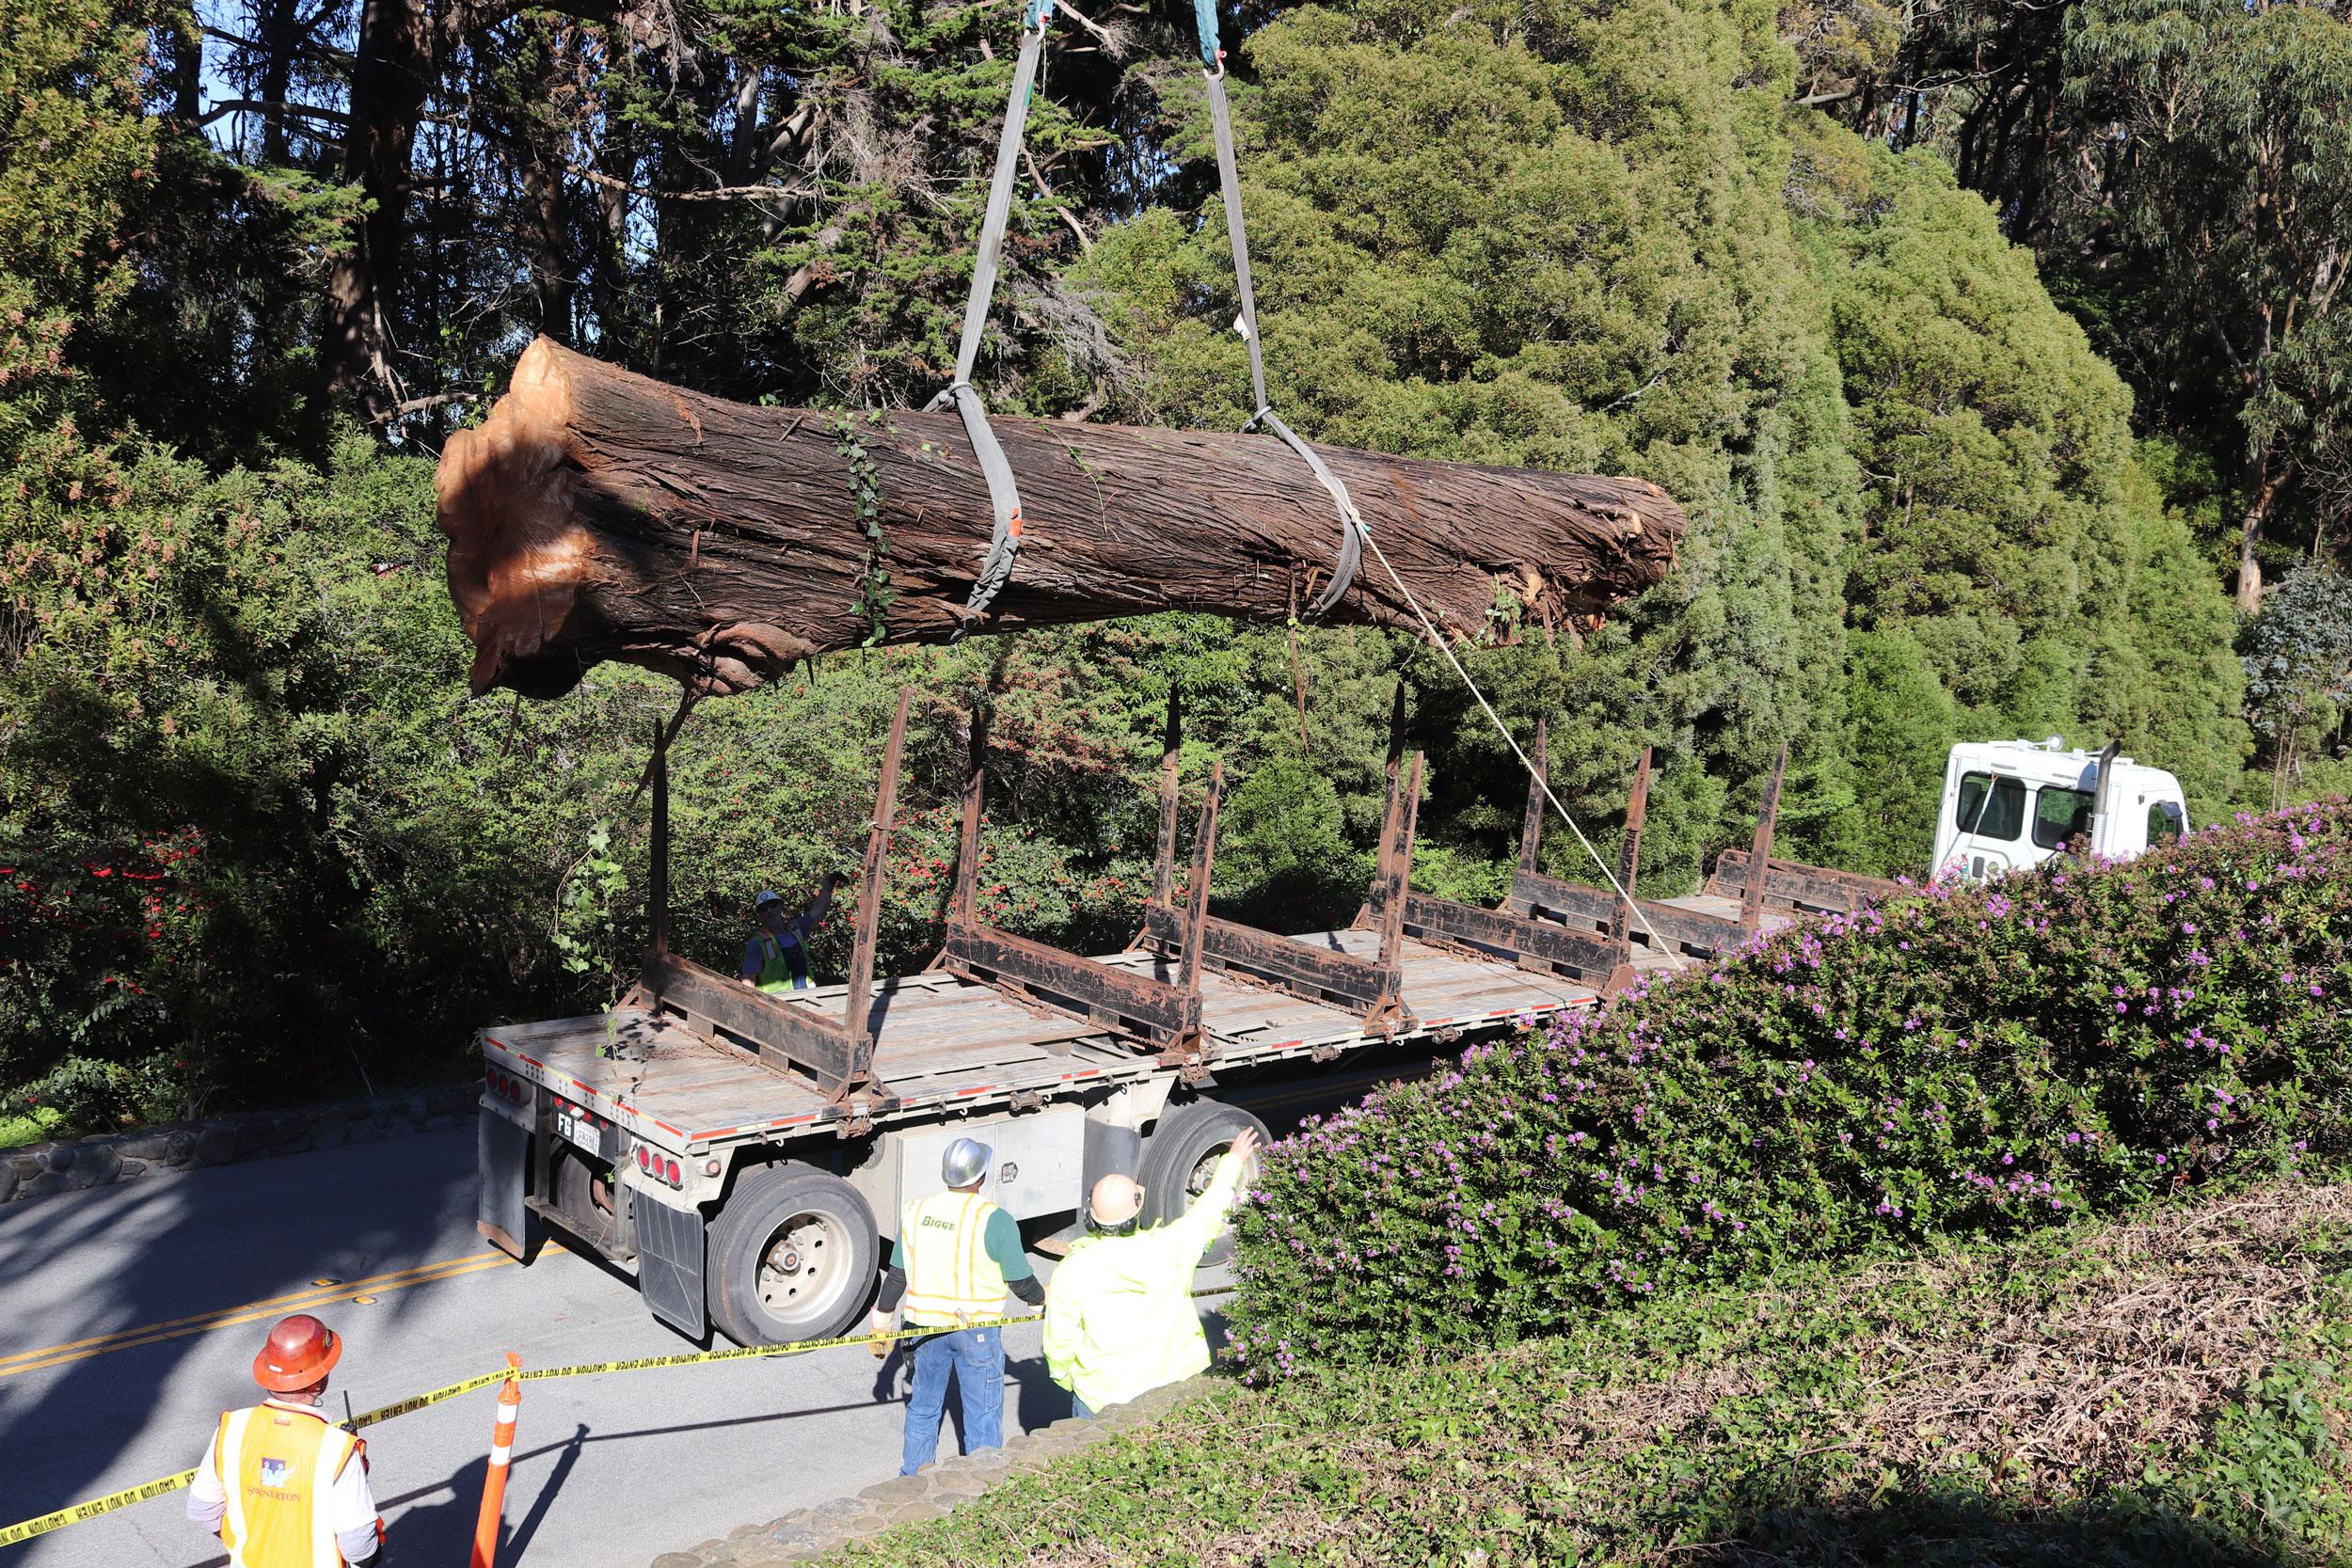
[1195,10,1362,615]
[929,0,1056,631]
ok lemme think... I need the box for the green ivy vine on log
[834,411,892,646]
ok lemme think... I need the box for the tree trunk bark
[437,339,1688,700]
[326,0,433,419]
[2237,452,2281,612]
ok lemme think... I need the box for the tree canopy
[0,0,2298,1132]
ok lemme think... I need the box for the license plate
[552,1106,597,1151]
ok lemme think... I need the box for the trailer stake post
[1517,717,1549,884]
[1608,746,1652,949]
[649,717,671,961]
[843,687,914,1087]
[1152,688,1182,910]
[953,700,992,927]
[1173,762,1223,1003]
[1375,752,1422,970]
[1739,743,1788,934]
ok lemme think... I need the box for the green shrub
[1228,801,2352,1376]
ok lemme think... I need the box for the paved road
[0,1068,1410,1568]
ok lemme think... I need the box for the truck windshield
[2032,785,2094,849]
[1954,772,2025,842]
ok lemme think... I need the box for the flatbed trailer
[476,690,1873,1346]
[479,929,1603,1343]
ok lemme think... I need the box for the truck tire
[707,1163,880,1347]
[1137,1099,1268,1270]
[551,1147,628,1259]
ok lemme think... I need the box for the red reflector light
[665,1159,681,1184]
[636,1147,650,1169]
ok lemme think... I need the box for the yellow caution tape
[0,1284,1241,1548]
[0,1312,1029,1547]
[0,1469,204,1547]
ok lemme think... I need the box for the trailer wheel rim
[1184,1142,1232,1202]
[755,1210,851,1330]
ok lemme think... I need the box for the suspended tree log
[437,337,1687,699]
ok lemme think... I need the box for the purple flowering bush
[1228,800,2352,1379]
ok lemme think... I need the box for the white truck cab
[1931,737,2188,883]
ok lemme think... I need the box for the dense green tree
[2241,566,2352,809]
[0,0,2279,1133]
[1841,628,1957,875]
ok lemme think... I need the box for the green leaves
[833,411,895,646]
[1225,800,2352,1381]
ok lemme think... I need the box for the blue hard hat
[755,889,787,908]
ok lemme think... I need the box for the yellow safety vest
[214,1402,366,1568]
[1042,1148,1245,1412]
[899,1189,1008,1327]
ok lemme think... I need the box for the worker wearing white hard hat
[868,1136,1043,1473]
[1044,1125,1261,1417]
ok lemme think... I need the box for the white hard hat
[942,1137,992,1189]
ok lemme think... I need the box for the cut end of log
[437,337,597,697]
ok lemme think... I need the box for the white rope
[1352,525,1690,975]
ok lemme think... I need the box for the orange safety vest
[214,1402,369,1568]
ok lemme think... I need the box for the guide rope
[928,0,1057,632]
[1356,525,1689,974]
[1188,5,1678,973]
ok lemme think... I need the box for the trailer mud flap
[477,1110,543,1260]
[634,1192,707,1339]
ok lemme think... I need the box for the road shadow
[1692,1491,2296,1567]
[866,1338,1069,1465]
[0,1129,480,1558]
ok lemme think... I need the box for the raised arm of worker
[1158,1125,1262,1272]
[799,870,847,937]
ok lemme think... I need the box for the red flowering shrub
[1228,800,2352,1377]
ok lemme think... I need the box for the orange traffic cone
[469,1354,522,1568]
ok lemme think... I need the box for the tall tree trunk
[516,18,575,342]
[2237,451,2281,612]
[257,0,299,165]
[326,0,434,420]
[437,339,1688,700]
[162,14,201,124]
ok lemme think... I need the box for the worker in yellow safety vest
[187,1315,384,1568]
[866,1136,1044,1474]
[1044,1125,1261,1418]
[738,874,845,992]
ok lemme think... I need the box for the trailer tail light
[636,1146,651,1170]
[485,1069,524,1102]
[664,1159,681,1185]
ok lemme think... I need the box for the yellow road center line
[0,1252,512,1371]
[0,1246,564,1380]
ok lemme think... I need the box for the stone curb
[2,1082,481,1205]
[642,1375,1215,1567]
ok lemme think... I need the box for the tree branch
[197,97,354,128]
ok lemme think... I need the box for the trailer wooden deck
[485,927,1606,1150]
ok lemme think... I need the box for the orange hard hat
[252,1315,342,1392]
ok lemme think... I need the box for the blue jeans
[900,1325,1003,1474]
[1073,1392,1096,1419]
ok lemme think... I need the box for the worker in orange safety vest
[187,1315,384,1567]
